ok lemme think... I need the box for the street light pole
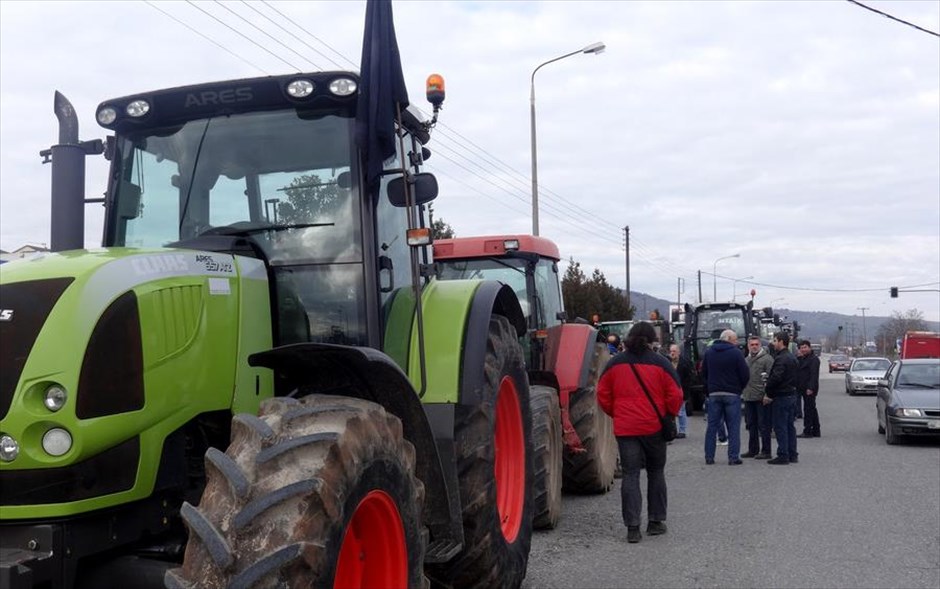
[712,253,740,302]
[858,307,869,349]
[530,42,605,236]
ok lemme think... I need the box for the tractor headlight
[329,77,357,96]
[44,385,68,412]
[96,106,118,125]
[0,434,19,462]
[287,79,315,98]
[42,428,73,457]
[126,100,150,117]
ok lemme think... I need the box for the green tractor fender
[244,279,525,564]
[399,279,525,405]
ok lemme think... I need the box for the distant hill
[624,291,939,341]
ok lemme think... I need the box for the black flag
[355,0,410,192]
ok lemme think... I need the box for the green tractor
[0,69,534,588]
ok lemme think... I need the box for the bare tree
[874,309,928,356]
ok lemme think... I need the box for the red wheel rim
[494,376,526,543]
[335,490,407,589]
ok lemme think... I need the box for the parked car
[876,358,940,444]
[845,357,892,395]
[828,354,851,373]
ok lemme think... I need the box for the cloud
[1,0,937,322]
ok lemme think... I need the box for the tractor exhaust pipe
[44,91,103,252]
[48,91,86,252]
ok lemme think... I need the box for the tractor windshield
[692,308,749,358]
[437,258,529,315]
[107,108,359,265]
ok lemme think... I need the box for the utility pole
[623,226,631,315]
[697,270,703,304]
[858,307,869,350]
[677,277,684,309]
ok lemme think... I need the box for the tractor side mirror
[387,173,438,207]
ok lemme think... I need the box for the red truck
[900,331,940,359]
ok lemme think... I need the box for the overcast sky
[1,0,938,322]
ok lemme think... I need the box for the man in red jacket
[598,322,684,544]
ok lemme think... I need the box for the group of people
[702,331,821,466]
[595,321,822,544]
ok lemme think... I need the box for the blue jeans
[744,400,772,455]
[676,401,688,434]
[704,397,728,440]
[771,395,798,461]
[705,395,742,462]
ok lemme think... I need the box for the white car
[845,357,892,395]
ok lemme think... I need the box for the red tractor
[435,235,617,528]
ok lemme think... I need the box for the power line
[715,273,940,294]
[214,1,323,71]
[845,0,940,38]
[184,0,302,72]
[143,0,269,74]
[138,3,933,303]
[259,0,360,69]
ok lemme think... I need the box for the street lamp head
[582,42,606,54]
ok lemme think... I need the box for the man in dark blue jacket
[701,330,750,465]
[795,340,821,438]
[763,332,800,464]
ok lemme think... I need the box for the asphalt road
[522,363,940,589]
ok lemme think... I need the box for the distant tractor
[434,235,618,529]
[0,69,536,588]
[682,300,758,411]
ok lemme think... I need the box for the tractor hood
[0,247,273,517]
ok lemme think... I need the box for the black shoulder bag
[629,363,677,442]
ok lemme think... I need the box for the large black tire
[166,395,426,589]
[562,345,617,494]
[425,316,534,589]
[530,385,562,530]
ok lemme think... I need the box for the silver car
[876,358,940,444]
[845,357,891,395]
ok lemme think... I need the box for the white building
[0,244,50,263]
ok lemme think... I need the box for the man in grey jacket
[742,336,774,458]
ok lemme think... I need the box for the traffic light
[890,286,898,298]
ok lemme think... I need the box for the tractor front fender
[411,279,525,406]
[543,324,605,395]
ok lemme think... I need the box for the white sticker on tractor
[195,254,235,275]
[208,278,231,295]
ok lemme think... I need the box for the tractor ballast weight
[0,69,535,589]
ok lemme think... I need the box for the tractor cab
[682,300,756,410]
[434,236,565,361]
[96,72,435,350]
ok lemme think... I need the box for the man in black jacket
[762,332,799,465]
[796,340,822,438]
